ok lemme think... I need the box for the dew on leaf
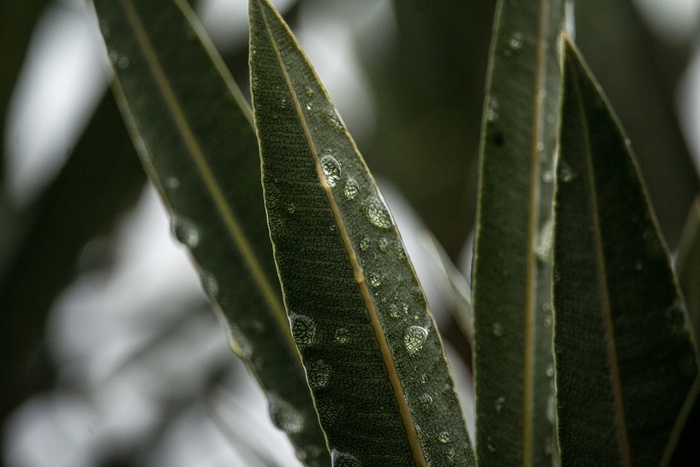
[290,314,316,348]
[171,216,199,248]
[321,155,342,187]
[361,196,393,230]
[404,326,428,355]
[343,177,359,200]
[268,395,304,434]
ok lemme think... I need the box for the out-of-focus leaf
[92,0,329,464]
[249,0,473,464]
[677,196,700,342]
[471,0,563,464]
[0,92,145,422]
[554,38,699,466]
[576,0,699,248]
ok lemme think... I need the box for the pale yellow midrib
[522,1,550,464]
[118,0,290,337]
[254,2,426,465]
[572,65,633,467]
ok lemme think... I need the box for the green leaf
[677,196,700,343]
[472,0,563,464]
[553,38,699,466]
[249,0,474,465]
[92,1,329,465]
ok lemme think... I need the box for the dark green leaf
[553,38,699,466]
[472,0,564,464]
[92,0,329,464]
[249,0,473,464]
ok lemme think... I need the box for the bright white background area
[2,0,698,466]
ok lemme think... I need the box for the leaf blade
[553,38,699,465]
[92,0,329,464]
[249,0,474,464]
[472,0,564,464]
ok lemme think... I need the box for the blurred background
[1,0,698,465]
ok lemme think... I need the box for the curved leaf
[92,0,329,464]
[553,38,699,466]
[249,0,474,465]
[471,0,564,464]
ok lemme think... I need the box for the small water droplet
[536,218,554,262]
[361,197,393,230]
[165,177,180,189]
[378,237,389,251]
[543,315,553,327]
[269,396,304,434]
[368,272,382,288]
[343,178,359,200]
[388,304,400,319]
[286,203,296,214]
[438,431,451,444]
[487,97,500,122]
[322,108,345,134]
[546,365,554,378]
[560,161,574,182]
[201,272,219,298]
[393,242,407,260]
[495,396,506,413]
[487,440,496,452]
[418,392,433,410]
[304,85,315,97]
[359,237,370,251]
[546,395,556,423]
[421,374,428,384]
[321,155,342,187]
[290,314,316,348]
[331,450,359,467]
[306,102,313,111]
[117,56,129,69]
[171,216,200,248]
[542,170,554,183]
[335,328,350,344]
[404,326,428,355]
[509,31,524,50]
[108,50,119,65]
[308,361,331,390]
[666,299,687,333]
[492,322,504,337]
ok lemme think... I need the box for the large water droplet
[331,450,359,467]
[308,361,331,390]
[290,314,316,348]
[171,216,200,248]
[269,396,304,434]
[361,197,393,230]
[321,155,342,187]
[404,326,428,355]
[343,178,359,200]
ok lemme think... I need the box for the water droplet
[388,304,400,319]
[404,326,428,355]
[546,365,554,378]
[201,272,219,298]
[322,108,345,134]
[546,395,556,423]
[368,272,382,287]
[290,314,316,348]
[359,237,370,251]
[378,237,389,251]
[487,439,496,452]
[304,85,315,97]
[421,374,428,385]
[509,31,524,50]
[306,102,313,111]
[438,431,451,443]
[331,450,359,467]
[335,328,350,344]
[666,299,687,333]
[307,361,331,390]
[286,203,296,214]
[495,396,506,413]
[361,197,393,230]
[492,322,504,337]
[487,97,500,122]
[343,178,359,200]
[321,155,342,187]
[165,177,180,189]
[418,392,433,410]
[542,170,554,183]
[269,396,304,434]
[117,56,129,69]
[393,242,407,260]
[560,161,574,182]
[543,315,553,327]
[447,448,456,464]
[171,216,200,248]
[108,50,119,65]
[536,218,554,261]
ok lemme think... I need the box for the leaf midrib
[254,2,426,465]
[569,50,632,466]
[117,0,292,343]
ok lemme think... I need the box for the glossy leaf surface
[92,0,329,464]
[554,39,699,466]
[472,0,563,464]
[249,0,473,465]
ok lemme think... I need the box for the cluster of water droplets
[107,49,129,69]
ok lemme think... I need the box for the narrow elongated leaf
[249,0,474,465]
[554,39,699,466]
[677,196,700,342]
[92,1,329,464]
[472,0,563,464]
